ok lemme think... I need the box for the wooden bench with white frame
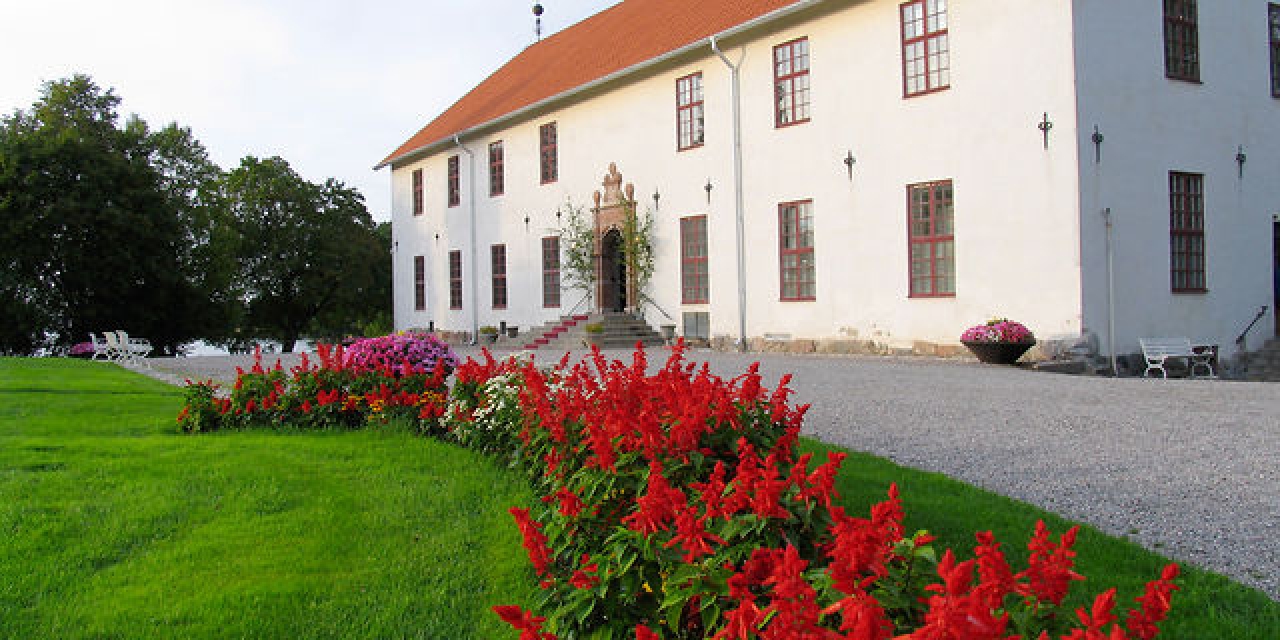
[1139,337,1215,379]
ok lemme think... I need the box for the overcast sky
[0,0,621,220]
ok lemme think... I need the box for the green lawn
[0,358,536,639]
[1,358,1276,639]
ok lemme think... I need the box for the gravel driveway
[145,346,1280,599]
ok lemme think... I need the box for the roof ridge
[378,0,806,169]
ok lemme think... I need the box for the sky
[0,0,621,220]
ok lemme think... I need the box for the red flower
[554,486,585,518]
[492,605,558,640]
[634,624,661,640]
[973,531,1016,609]
[1015,521,1085,606]
[714,599,762,640]
[569,554,600,589]
[509,507,553,577]
[664,505,726,563]
[1125,564,1179,640]
[622,461,686,535]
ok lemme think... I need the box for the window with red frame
[907,180,955,297]
[448,250,463,310]
[901,0,950,97]
[677,73,705,150]
[447,155,460,207]
[413,255,426,311]
[542,236,561,308]
[1170,172,1207,292]
[778,200,815,301]
[412,169,424,216]
[1270,4,1280,97]
[491,244,508,309]
[1164,0,1200,82]
[680,215,708,304]
[489,141,504,196]
[773,38,810,127]
[539,122,558,184]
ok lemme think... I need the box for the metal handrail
[638,292,675,322]
[1235,305,1269,348]
[568,293,592,317]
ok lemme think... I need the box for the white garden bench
[1139,337,1215,379]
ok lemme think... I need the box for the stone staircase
[1244,337,1280,381]
[521,312,664,351]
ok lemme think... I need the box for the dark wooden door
[600,229,627,313]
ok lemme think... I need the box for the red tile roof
[379,0,806,168]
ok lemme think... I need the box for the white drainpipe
[454,135,479,344]
[710,36,748,352]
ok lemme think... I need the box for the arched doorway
[600,228,627,312]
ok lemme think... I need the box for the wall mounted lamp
[1236,145,1247,179]
[843,150,856,180]
[1091,125,1104,164]
[704,179,713,204]
[1038,112,1054,150]
[653,188,661,211]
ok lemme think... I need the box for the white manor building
[379,0,1280,362]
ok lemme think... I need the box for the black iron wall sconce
[1091,125,1104,164]
[843,150,856,180]
[1236,145,1247,179]
[652,188,660,211]
[704,179,713,204]
[1038,112,1054,150]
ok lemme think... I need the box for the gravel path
[143,347,1280,599]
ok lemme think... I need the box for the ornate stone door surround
[591,163,638,313]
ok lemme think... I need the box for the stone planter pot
[962,340,1035,365]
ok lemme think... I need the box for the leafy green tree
[224,156,388,351]
[0,75,217,355]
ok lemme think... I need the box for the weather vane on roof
[533,3,544,41]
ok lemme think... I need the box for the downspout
[454,135,479,344]
[711,35,748,352]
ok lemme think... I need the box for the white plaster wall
[390,0,1086,348]
[1073,0,1280,359]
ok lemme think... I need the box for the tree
[0,75,214,355]
[224,156,387,351]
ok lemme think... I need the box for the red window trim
[1270,3,1280,98]
[680,215,709,304]
[411,169,424,216]
[448,250,463,310]
[489,141,505,197]
[491,244,508,309]
[447,155,460,207]
[676,72,705,151]
[542,236,561,308]
[413,255,426,311]
[778,200,816,301]
[1169,171,1208,293]
[906,180,956,299]
[773,38,811,128]
[1163,0,1201,83]
[900,0,951,98]
[539,122,558,185]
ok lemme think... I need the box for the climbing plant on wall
[558,200,597,305]
[557,198,656,313]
